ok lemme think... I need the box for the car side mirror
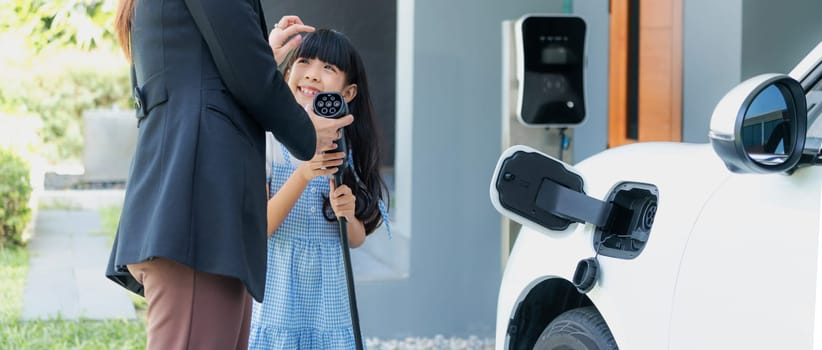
[709,74,807,173]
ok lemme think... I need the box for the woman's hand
[269,15,315,65]
[295,150,345,182]
[307,105,354,151]
[329,180,356,220]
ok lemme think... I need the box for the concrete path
[20,189,397,321]
[21,209,136,320]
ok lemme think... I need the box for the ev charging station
[515,15,587,128]
[500,14,589,259]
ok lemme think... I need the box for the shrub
[0,147,32,247]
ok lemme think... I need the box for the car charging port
[492,149,659,260]
[594,182,659,259]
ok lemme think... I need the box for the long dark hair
[285,29,390,235]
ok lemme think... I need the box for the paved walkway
[21,209,136,320]
[20,190,395,321]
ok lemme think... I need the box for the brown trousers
[128,258,252,350]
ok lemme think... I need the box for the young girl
[249,29,390,349]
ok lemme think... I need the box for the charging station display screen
[519,16,586,127]
[541,45,570,65]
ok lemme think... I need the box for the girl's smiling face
[286,57,357,108]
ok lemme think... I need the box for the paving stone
[21,209,136,321]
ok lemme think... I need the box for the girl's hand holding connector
[295,151,345,182]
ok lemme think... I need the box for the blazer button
[133,86,145,119]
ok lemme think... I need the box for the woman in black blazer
[106,1,351,348]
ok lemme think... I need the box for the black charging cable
[313,92,364,350]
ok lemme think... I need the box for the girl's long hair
[285,29,390,235]
[115,0,135,60]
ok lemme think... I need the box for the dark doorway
[262,1,397,167]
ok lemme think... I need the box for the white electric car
[490,41,822,350]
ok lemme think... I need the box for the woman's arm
[180,0,316,159]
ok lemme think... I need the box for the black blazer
[106,0,316,302]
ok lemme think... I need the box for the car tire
[533,306,618,350]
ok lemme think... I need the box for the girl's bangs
[294,30,353,73]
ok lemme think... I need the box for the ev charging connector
[312,92,363,350]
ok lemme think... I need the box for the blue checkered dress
[249,143,360,350]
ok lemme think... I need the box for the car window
[806,76,822,138]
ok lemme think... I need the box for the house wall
[681,0,743,143]
[362,0,574,338]
[262,0,822,339]
[741,0,822,80]
[384,0,822,338]
[681,0,822,143]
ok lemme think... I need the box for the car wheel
[533,306,618,350]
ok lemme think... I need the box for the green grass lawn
[1,231,146,349]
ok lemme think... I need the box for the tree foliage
[0,0,118,53]
[0,0,130,162]
[0,51,131,161]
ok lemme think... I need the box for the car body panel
[495,39,822,350]
[497,142,732,349]
[495,143,822,349]
[669,166,821,349]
